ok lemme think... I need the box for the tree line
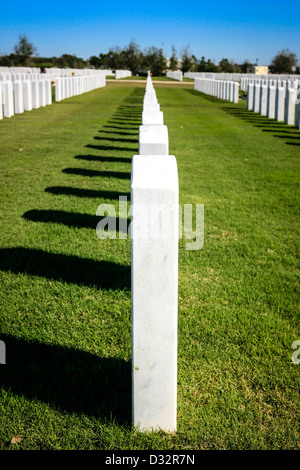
[0,35,299,75]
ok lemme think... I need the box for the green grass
[0,82,299,450]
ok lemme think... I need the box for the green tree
[89,55,101,69]
[121,41,142,75]
[98,47,125,71]
[270,49,298,74]
[143,47,167,76]
[169,46,178,71]
[240,60,253,73]
[56,54,86,69]
[14,34,37,66]
[180,46,193,74]
[218,58,233,73]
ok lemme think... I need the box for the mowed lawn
[0,81,299,450]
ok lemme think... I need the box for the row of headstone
[115,70,132,79]
[0,74,107,119]
[131,73,178,433]
[194,77,239,103]
[247,82,300,127]
[0,79,52,119]
[166,71,183,81]
[0,67,112,77]
[55,75,106,101]
[185,72,300,82]
[241,77,299,92]
[0,73,56,82]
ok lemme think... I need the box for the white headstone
[143,103,160,113]
[45,79,52,105]
[3,81,14,118]
[233,82,239,103]
[0,82,3,120]
[31,80,40,109]
[23,81,33,111]
[247,84,254,111]
[38,80,46,107]
[142,111,164,126]
[284,88,296,125]
[139,125,169,155]
[131,154,178,433]
[254,83,261,113]
[275,87,285,122]
[260,85,268,116]
[55,78,62,101]
[296,101,300,129]
[267,86,276,119]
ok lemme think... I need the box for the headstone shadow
[0,247,130,290]
[0,333,131,425]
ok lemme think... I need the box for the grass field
[0,80,299,450]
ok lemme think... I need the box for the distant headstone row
[241,77,299,92]
[115,70,132,79]
[185,72,300,82]
[0,66,112,77]
[247,82,300,128]
[194,77,239,103]
[131,73,178,433]
[166,71,183,81]
[55,75,106,102]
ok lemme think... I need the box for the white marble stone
[0,82,3,119]
[267,86,276,119]
[131,154,178,433]
[166,71,182,81]
[284,88,296,125]
[23,81,33,111]
[13,81,24,114]
[275,87,285,121]
[144,95,158,106]
[56,78,62,101]
[259,85,268,116]
[142,111,164,126]
[139,125,168,155]
[38,80,46,106]
[296,102,300,129]
[247,83,254,110]
[254,83,261,113]
[143,103,160,113]
[229,82,234,102]
[45,79,52,105]
[3,81,14,117]
[233,82,239,103]
[31,80,40,109]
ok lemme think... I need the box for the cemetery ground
[0,80,299,450]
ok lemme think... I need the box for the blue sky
[0,1,299,64]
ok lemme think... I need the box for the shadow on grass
[261,129,300,134]
[184,88,220,102]
[220,105,300,145]
[0,333,131,424]
[23,209,129,233]
[45,186,130,200]
[85,144,136,153]
[103,125,139,131]
[98,129,137,137]
[0,247,130,290]
[62,168,131,179]
[94,136,137,144]
[74,154,132,164]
